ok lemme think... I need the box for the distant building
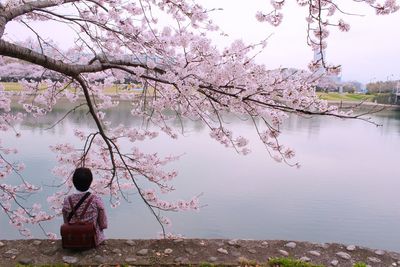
[313,50,342,92]
[395,81,400,104]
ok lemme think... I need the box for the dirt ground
[1,239,400,266]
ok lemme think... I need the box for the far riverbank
[327,100,400,110]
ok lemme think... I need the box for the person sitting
[62,167,108,246]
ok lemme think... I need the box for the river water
[1,104,400,251]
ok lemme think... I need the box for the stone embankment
[1,239,400,266]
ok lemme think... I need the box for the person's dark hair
[72,167,93,192]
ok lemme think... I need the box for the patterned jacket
[62,192,108,246]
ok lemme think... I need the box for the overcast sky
[4,0,400,83]
[201,0,400,84]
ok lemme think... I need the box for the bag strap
[67,192,91,222]
[79,195,94,220]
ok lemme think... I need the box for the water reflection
[1,103,400,252]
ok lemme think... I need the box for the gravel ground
[1,239,400,266]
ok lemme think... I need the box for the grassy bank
[1,81,21,91]
[316,92,375,102]
[0,82,146,94]
[0,82,393,106]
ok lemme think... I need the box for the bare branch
[44,103,87,130]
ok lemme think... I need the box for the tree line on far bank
[366,80,400,105]
[366,80,400,94]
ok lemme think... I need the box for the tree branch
[0,40,165,76]
[3,0,77,21]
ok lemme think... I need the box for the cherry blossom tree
[0,0,398,238]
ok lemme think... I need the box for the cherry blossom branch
[73,75,170,236]
[45,103,87,130]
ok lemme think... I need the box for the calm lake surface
[1,103,400,251]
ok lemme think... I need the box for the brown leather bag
[60,193,97,249]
